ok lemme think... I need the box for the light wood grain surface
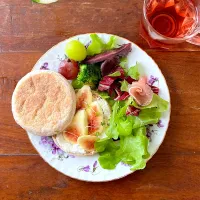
[0,1,200,200]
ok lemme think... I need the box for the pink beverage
[141,0,200,47]
[146,0,198,38]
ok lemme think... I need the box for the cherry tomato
[58,59,79,80]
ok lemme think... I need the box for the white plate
[28,33,171,182]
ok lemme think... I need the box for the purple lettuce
[100,57,119,76]
[85,43,132,64]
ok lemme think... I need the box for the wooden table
[1,1,200,199]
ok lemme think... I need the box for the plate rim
[28,32,171,182]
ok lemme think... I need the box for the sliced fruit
[63,109,88,144]
[87,101,104,135]
[76,85,92,110]
[77,135,98,152]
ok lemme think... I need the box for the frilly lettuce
[120,80,128,91]
[95,138,120,169]
[119,57,128,68]
[95,127,150,170]
[105,95,168,139]
[119,57,128,74]
[87,34,117,56]
[128,63,140,80]
[108,71,121,77]
[118,128,150,170]
[106,99,132,139]
[95,94,169,171]
[105,35,116,50]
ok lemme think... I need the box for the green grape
[65,40,87,61]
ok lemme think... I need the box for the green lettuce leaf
[87,34,116,56]
[96,139,120,169]
[129,108,162,129]
[128,63,140,80]
[138,108,162,125]
[120,80,128,91]
[119,57,128,74]
[96,127,150,170]
[117,116,133,136]
[106,100,130,139]
[119,57,127,68]
[131,94,169,112]
[106,97,165,138]
[97,91,110,99]
[87,34,105,56]
[108,71,121,77]
[105,99,133,138]
[105,36,116,50]
[117,127,150,170]
[106,101,121,139]
[95,137,111,152]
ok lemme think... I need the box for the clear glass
[141,0,200,48]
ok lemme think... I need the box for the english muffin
[12,70,76,136]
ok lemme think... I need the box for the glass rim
[143,0,199,41]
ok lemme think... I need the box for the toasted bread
[12,70,76,136]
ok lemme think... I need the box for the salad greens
[98,91,111,99]
[95,94,168,170]
[94,54,168,171]
[119,57,128,68]
[104,95,168,140]
[108,71,121,77]
[119,57,128,71]
[120,80,129,91]
[119,59,140,80]
[87,34,117,56]
[95,127,150,170]
[128,62,140,80]
[97,139,121,169]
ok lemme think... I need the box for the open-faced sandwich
[12,34,169,171]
